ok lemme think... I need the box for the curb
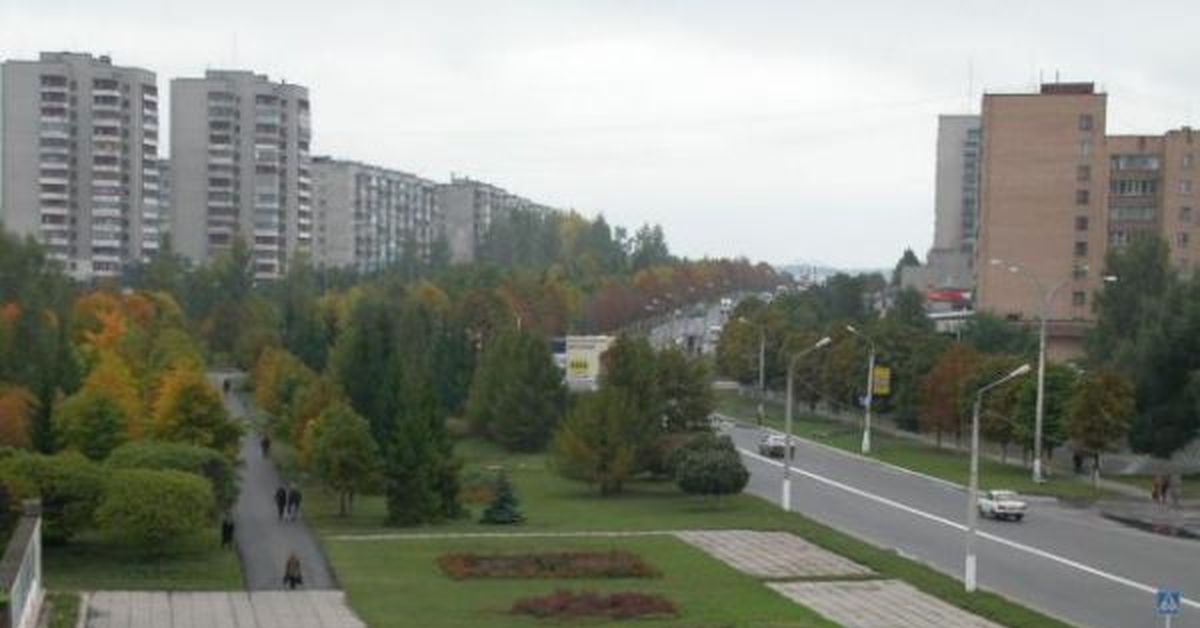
[1099,511,1200,541]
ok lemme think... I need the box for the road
[721,419,1200,628]
[647,301,729,354]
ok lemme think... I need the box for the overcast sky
[4,0,1199,268]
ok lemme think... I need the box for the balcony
[39,191,70,201]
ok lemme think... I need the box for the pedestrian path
[226,387,337,590]
[82,591,365,628]
[676,530,873,578]
[768,581,1004,628]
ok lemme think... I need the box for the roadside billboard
[565,335,614,392]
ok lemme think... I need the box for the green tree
[1013,363,1077,464]
[0,451,105,543]
[479,471,524,525]
[1067,370,1135,482]
[313,404,381,516]
[384,375,461,526]
[466,330,566,451]
[107,441,238,511]
[1088,234,1174,364]
[887,288,931,331]
[152,367,242,455]
[919,344,982,447]
[891,248,921,286]
[629,224,672,271]
[96,469,213,554]
[53,390,128,461]
[552,389,641,495]
[960,312,1037,356]
[967,354,1027,461]
[655,347,713,432]
[675,448,749,500]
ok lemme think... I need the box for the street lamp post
[965,362,1032,592]
[737,317,767,426]
[989,259,1075,483]
[784,336,833,511]
[845,325,877,455]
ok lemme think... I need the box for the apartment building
[0,52,161,279]
[1106,130,1199,268]
[170,70,311,278]
[438,176,549,263]
[312,157,440,272]
[924,114,982,291]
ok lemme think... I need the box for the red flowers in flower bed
[511,590,679,620]
[438,551,660,580]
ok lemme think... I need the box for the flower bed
[511,590,678,620]
[438,550,659,579]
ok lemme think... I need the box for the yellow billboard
[872,366,891,397]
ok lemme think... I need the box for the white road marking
[738,447,1200,611]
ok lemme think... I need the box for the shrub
[479,472,523,525]
[106,441,238,511]
[0,451,105,543]
[96,469,213,552]
[665,432,734,477]
[459,467,499,506]
[438,551,659,580]
[53,390,128,461]
[511,590,678,620]
[674,447,750,499]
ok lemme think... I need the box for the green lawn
[45,530,243,591]
[309,438,1069,628]
[44,591,80,628]
[714,390,1110,501]
[328,535,838,628]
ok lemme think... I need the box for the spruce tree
[479,471,523,525]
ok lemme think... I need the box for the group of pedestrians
[1152,473,1183,507]
[275,484,303,521]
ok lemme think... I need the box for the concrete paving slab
[84,591,365,628]
[676,529,872,578]
[768,580,1003,628]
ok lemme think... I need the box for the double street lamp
[989,259,1117,483]
[783,335,833,511]
[965,362,1032,592]
[845,324,877,455]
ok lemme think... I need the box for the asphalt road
[647,301,729,354]
[720,419,1200,628]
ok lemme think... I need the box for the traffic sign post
[1156,590,1181,628]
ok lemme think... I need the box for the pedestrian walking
[220,513,235,549]
[1169,472,1183,508]
[283,553,303,590]
[274,486,288,520]
[223,378,231,395]
[286,484,302,521]
[260,434,272,458]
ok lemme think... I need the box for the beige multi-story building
[170,70,311,278]
[312,157,440,272]
[437,176,550,263]
[974,81,1198,357]
[0,52,162,279]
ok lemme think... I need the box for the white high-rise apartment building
[0,52,162,278]
[171,70,311,278]
[438,176,549,263]
[924,114,982,291]
[312,157,441,272]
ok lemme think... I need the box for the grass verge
[714,390,1110,501]
[45,530,243,591]
[43,591,80,628]
[328,535,838,628]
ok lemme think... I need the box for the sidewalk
[223,383,338,590]
[1097,499,1200,539]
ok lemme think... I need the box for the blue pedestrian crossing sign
[1157,590,1182,616]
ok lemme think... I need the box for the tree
[313,404,381,516]
[886,288,931,331]
[384,375,461,526]
[465,330,566,451]
[919,344,981,447]
[79,351,144,439]
[1013,362,1077,464]
[330,292,405,445]
[969,354,1027,462]
[1088,234,1174,364]
[0,451,105,543]
[629,224,672,271]
[892,248,921,287]
[656,348,714,432]
[152,366,241,455]
[96,469,213,553]
[479,471,524,525]
[0,385,36,449]
[960,312,1036,356]
[675,448,749,500]
[552,389,641,496]
[1067,370,1135,483]
[106,441,239,511]
[53,390,128,461]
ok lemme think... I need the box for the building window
[1079,114,1094,131]
[1179,232,1190,248]
[1074,241,1088,257]
[1185,153,1195,169]
[1077,165,1091,182]
[1112,179,1158,197]
[1072,291,1087,307]
[1075,216,1089,231]
[1183,181,1194,195]
[1182,207,1194,223]
[1073,266,1088,280]
[1080,139,1092,158]
[1076,189,1090,205]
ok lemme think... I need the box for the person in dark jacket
[283,553,303,589]
[220,514,235,548]
[260,434,272,457]
[286,484,302,521]
[274,486,288,520]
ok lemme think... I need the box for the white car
[758,434,792,459]
[978,490,1028,522]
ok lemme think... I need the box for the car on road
[758,434,793,458]
[978,489,1028,521]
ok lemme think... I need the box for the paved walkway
[83,591,365,628]
[225,387,337,590]
[676,530,873,579]
[768,581,1004,628]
